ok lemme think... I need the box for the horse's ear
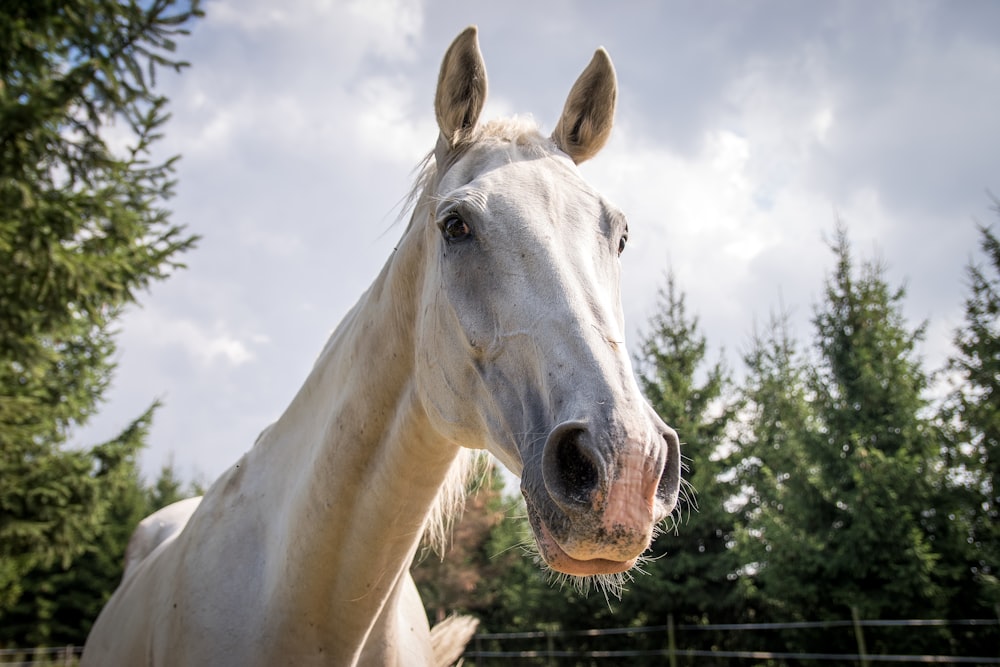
[552,48,617,164]
[435,26,487,150]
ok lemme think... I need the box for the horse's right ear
[435,26,487,150]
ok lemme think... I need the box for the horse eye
[618,233,628,256]
[440,214,472,242]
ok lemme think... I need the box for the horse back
[123,496,203,576]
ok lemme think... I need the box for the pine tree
[739,224,944,658]
[735,309,819,620]
[0,409,153,647]
[146,458,191,513]
[0,0,202,623]
[625,273,743,635]
[940,212,1000,617]
[806,225,941,622]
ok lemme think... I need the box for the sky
[77,0,1000,484]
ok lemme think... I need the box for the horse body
[83,26,681,666]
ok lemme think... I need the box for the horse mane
[422,448,490,555]
[410,117,545,555]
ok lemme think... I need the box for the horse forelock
[402,116,552,230]
[474,116,551,151]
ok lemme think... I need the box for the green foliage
[0,425,204,647]
[0,0,202,636]
[735,308,818,618]
[938,209,1000,618]
[734,224,947,659]
[145,458,190,512]
[805,225,940,620]
[0,408,153,646]
[626,272,744,628]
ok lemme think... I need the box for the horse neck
[249,221,461,646]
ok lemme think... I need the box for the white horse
[82,26,681,666]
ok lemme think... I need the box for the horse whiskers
[506,519,669,606]
[488,537,536,560]
[544,564,633,607]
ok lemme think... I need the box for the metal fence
[0,646,80,667]
[464,617,1000,665]
[2,618,997,666]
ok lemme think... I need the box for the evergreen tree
[146,458,190,513]
[625,273,742,635]
[734,309,818,621]
[940,213,1000,617]
[0,434,210,647]
[732,226,949,655]
[741,225,944,656]
[0,409,152,647]
[0,0,202,623]
[806,225,941,621]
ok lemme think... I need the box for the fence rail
[464,617,1000,665]
[2,618,998,666]
[0,646,81,667]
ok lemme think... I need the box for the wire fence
[1,618,997,666]
[463,617,1000,666]
[0,646,80,667]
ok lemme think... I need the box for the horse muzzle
[522,419,681,577]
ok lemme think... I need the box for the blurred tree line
[413,213,1000,662]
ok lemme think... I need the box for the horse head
[413,27,681,580]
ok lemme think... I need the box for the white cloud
[128,305,263,368]
[72,2,1000,483]
[205,0,422,64]
[355,76,436,166]
[208,3,292,33]
[345,0,424,61]
[813,108,835,146]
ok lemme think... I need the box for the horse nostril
[544,426,600,508]
[656,425,682,512]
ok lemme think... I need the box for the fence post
[667,613,678,667]
[851,606,869,667]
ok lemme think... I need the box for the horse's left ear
[435,26,488,150]
[552,48,617,164]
